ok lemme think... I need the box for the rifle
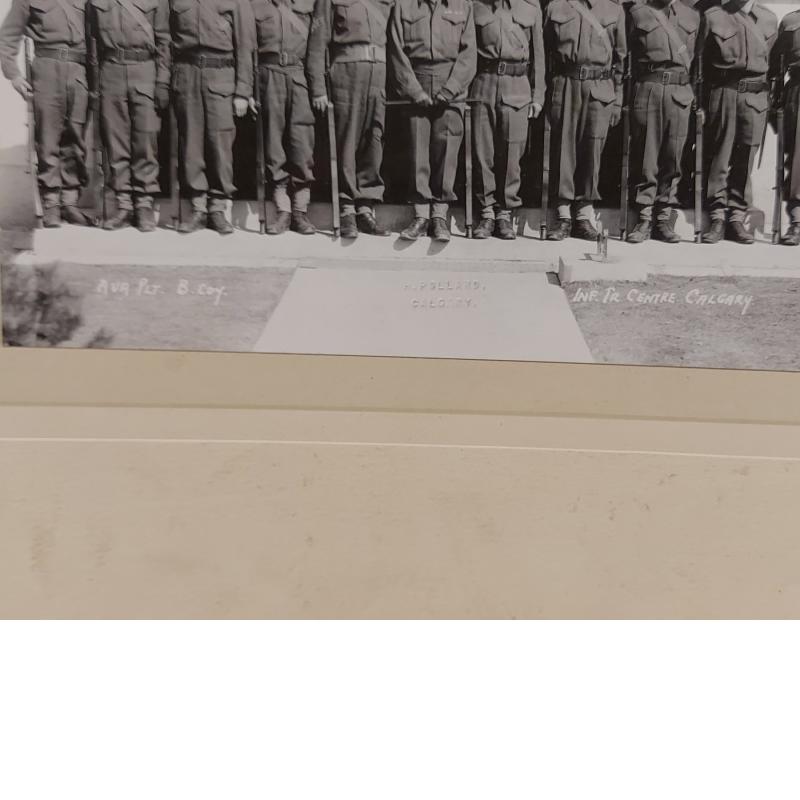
[772,54,785,245]
[541,57,552,240]
[464,101,473,238]
[324,70,340,239]
[252,51,267,234]
[23,38,42,225]
[693,46,704,244]
[88,33,106,225]
[619,50,632,241]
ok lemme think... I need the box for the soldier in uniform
[769,7,800,246]
[626,0,700,244]
[543,0,626,241]
[307,0,394,239]
[170,0,254,234]
[88,0,171,232]
[470,0,545,240]
[0,0,94,227]
[251,0,316,235]
[388,0,477,242]
[700,0,777,244]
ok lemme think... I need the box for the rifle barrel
[24,38,42,223]
[253,53,267,235]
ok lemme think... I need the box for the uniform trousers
[31,56,89,207]
[328,59,386,211]
[99,58,159,209]
[173,60,237,212]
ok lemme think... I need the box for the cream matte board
[2,405,800,619]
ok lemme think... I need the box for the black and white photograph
[2,0,800,369]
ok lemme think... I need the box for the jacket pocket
[206,79,235,131]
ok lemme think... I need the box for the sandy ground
[565,274,800,371]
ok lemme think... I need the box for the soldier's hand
[415,93,434,108]
[233,96,249,118]
[312,94,331,114]
[12,76,32,100]
[155,83,170,115]
[434,91,452,107]
[609,104,621,127]
[529,103,542,120]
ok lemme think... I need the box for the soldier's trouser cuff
[729,209,746,223]
[355,201,374,215]
[61,189,80,207]
[414,203,431,219]
[654,206,673,223]
[42,191,61,209]
[274,184,291,213]
[638,205,653,222]
[556,204,571,221]
[710,208,726,222]
[117,193,134,212]
[480,206,495,220]
[790,203,800,224]
[574,203,593,222]
[191,194,208,213]
[431,203,448,220]
[209,196,229,214]
[293,188,311,213]
[134,195,154,210]
[342,203,357,217]
[496,209,511,221]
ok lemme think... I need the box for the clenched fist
[528,102,542,119]
[233,96,249,117]
[312,94,331,114]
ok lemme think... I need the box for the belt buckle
[579,65,587,80]
[197,54,206,68]
[662,71,670,85]
[58,47,68,61]
[279,51,289,67]
[738,78,747,92]
[497,61,506,76]
[364,45,373,62]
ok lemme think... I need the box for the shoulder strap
[738,10,768,51]
[648,6,692,70]
[51,0,84,39]
[571,0,612,58]
[116,0,156,50]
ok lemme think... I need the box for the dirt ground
[564,274,800,371]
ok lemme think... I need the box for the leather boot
[207,210,234,235]
[726,219,754,244]
[430,216,450,242]
[495,217,516,240]
[61,205,95,226]
[399,217,429,241]
[42,206,61,228]
[267,210,291,235]
[626,218,651,244]
[340,213,358,239]
[652,215,681,243]
[356,211,389,236]
[572,218,598,240]
[103,209,133,231]
[781,222,800,246]
[702,219,724,244]
[177,210,208,234]
[291,210,316,235]
[472,218,494,239]
[136,206,157,233]
[547,218,571,241]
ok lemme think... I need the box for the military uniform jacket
[473,0,545,107]
[629,0,699,75]
[306,0,395,98]
[389,0,477,102]
[170,0,255,97]
[251,0,315,64]
[0,0,87,80]
[88,0,171,85]
[702,2,777,79]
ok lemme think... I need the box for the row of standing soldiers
[1,0,800,244]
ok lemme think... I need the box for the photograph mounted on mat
[2,0,800,371]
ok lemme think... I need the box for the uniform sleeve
[529,5,545,107]
[155,0,171,86]
[442,1,476,99]
[612,1,626,108]
[306,0,332,99]
[0,0,30,82]
[388,2,426,101]
[233,0,255,97]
